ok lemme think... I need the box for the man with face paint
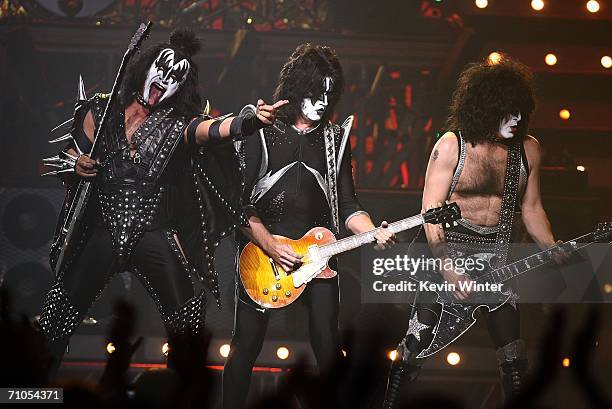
[39,29,286,376]
[382,57,568,407]
[222,44,395,408]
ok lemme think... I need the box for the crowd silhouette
[0,286,609,409]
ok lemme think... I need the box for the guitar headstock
[128,21,153,52]
[594,221,612,242]
[423,202,462,228]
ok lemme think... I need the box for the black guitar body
[406,250,514,358]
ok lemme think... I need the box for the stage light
[106,342,116,354]
[586,0,600,13]
[576,165,586,172]
[604,283,612,293]
[601,56,612,68]
[562,357,571,367]
[162,342,170,357]
[488,52,503,65]
[475,0,488,8]
[388,350,398,361]
[545,53,558,66]
[220,344,231,358]
[446,352,461,366]
[246,17,253,24]
[276,346,290,360]
[342,349,348,357]
[531,0,544,11]
[559,109,571,120]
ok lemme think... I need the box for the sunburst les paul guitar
[239,202,462,309]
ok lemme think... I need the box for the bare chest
[454,145,508,197]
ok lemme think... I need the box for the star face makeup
[499,112,522,139]
[300,76,333,122]
[142,48,190,107]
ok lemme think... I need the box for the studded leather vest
[91,98,187,264]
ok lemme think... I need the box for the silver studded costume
[39,93,247,367]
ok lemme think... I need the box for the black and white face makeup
[142,48,190,107]
[499,112,522,139]
[300,76,333,122]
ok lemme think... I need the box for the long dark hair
[273,43,345,125]
[446,55,536,145]
[119,29,202,118]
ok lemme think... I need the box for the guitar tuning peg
[445,223,450,228]
[453,221,458,226]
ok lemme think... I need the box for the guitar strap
[493,141,522,268]
[323,122,340,235]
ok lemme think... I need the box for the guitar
[49,22,152,274]
[239,202,462,309]
[412,222,612,358]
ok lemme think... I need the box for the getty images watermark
[370,253,505,293]
[360,243,612,304]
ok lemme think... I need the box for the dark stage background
[0,1,611,408]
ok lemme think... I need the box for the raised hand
[255,99,289,125]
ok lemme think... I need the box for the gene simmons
[39,29,286,375]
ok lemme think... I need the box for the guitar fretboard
[318,214,425,258]
[477,232,600,285]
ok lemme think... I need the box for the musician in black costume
[222,43,395,409]
[38,29,286,375]
[382,56,568,407]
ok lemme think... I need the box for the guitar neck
[478,232,597,285]
[318,214,425,258]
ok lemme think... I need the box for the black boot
[382,342,423,409]
[496,339,529,401]
[38,282,82,380]
[163,291,206,370]
[46,337,70,379]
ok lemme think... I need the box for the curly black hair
[446,55,536,145]
[118,29,202,118]
[273,43,345,125]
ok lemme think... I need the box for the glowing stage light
[587,0,600,13]
[559,109,571,120]
[475,0,488,8]
[341,349,348,357]
[246,17,253,24]
[562,357,571,367]
[488,52,503,65]
[601,56,612,69]
[162,342,170,357]
[604,283,612,293]
[220,344,231,358]
[276,347,290,360]
[576,165,586,172]
[531,0,544,11]
[545,53,558,66]
[106,342,116,354]
[446,352,461,366]
[388,350,398,361]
